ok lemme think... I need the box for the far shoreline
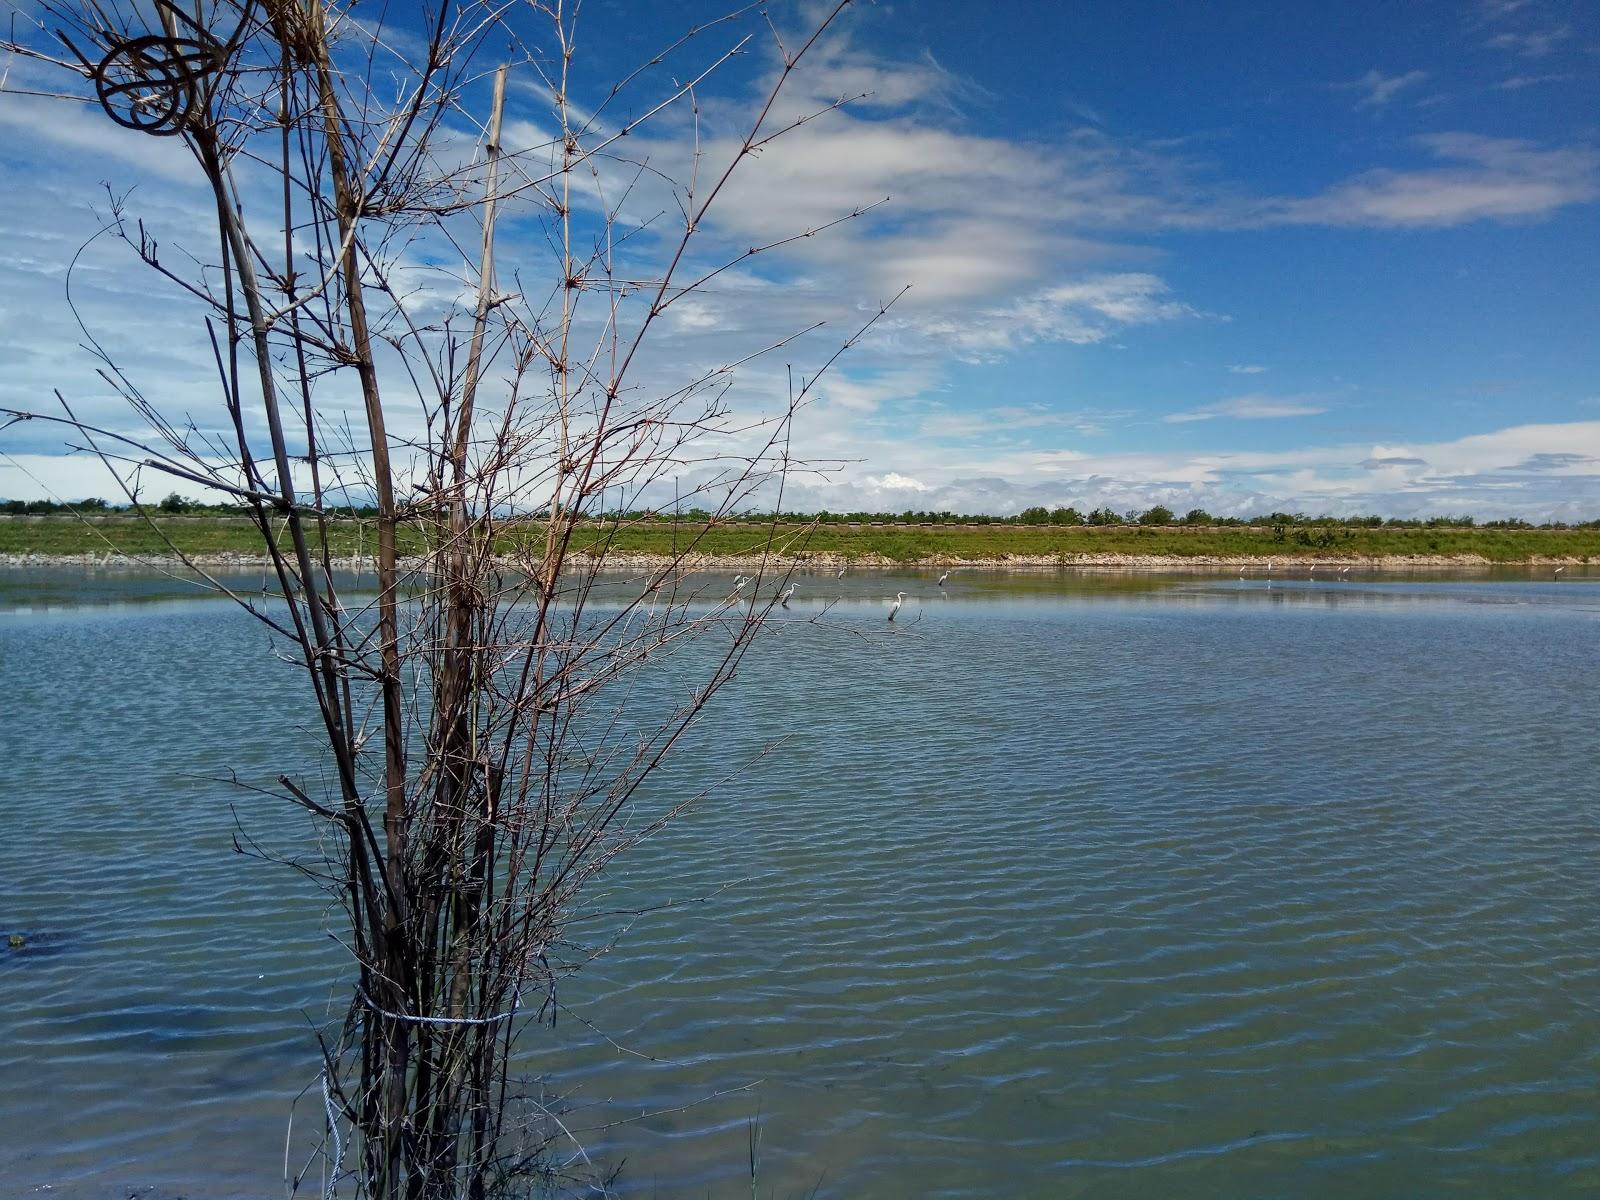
[5,514,1594,569]
[2,550,1589,573]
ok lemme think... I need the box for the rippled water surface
[3,567,1599,1198]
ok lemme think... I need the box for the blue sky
[1,0,1596,517]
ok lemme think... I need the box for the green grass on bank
[3,514,1596,563]
[567,522,1597,563]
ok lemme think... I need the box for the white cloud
[919,406,1117,441]
[1494,72,1573,90]
[5,8,1600,530]
[1476,0,1532,20]
[914,273,1201,359]
[812,366,940,415]
[771,420,1600,521]
[779,41,968,115]
[1359,454,1428,469]
[1338,69,1430,110]
[0,453,142,505]
[15,413,1600,525]
[1164,394,1327,423]
[1508,452,1594,471]
[0,91,194,182]
[1268,134,1599,227]
[1486,25,1570,57]
[667,299,722,331]
[869,471,929,492]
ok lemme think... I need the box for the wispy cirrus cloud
[0,91,194,182]
[911,274,1204,360]
[1338,68,1431,110]
[1477,0,1532,18]
[1496,72,1573,90]
[1265,134,1599,227]
[599,14,1595,389]
[4,4,1599,525]
[918,405,1124,441]
[1486,25,1571,57]
[1164,394,1327,424]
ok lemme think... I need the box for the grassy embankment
[2,514,1595,563]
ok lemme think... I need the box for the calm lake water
[3,566,1598,1198]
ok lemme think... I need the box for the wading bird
[837,565,847,579]
[888,591,906,622]
[938,571,950,586]
[781,584,796,607]
[1556,566,1566,579]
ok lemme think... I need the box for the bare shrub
[2,1,896,1193]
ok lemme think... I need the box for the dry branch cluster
[1,1,889,1195]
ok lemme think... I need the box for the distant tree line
[1,495,381,517]
[599,505,1600,531]
[5,495,1598,530]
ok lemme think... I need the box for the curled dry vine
[1,0,900,1194]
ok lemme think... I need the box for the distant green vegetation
[0,512,433,560]
[3,509,1595,563]
[7,495,1597,533]
[562,521,1595,563]
[1,495,382,518]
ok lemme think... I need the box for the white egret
[937,570,950,587]
[888,591,906,622]
[1555,566,1566,579]
[837,564,847,579]
[781,583,796,607]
